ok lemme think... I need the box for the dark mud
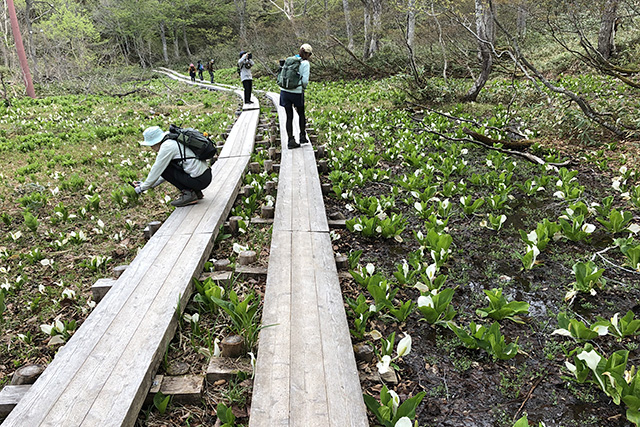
[324,157,639,427]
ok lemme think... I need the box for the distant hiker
[278,43,312,149]
[188,63,197,82]
[197,60,204,81]
[238,51,255,104]
[206,59,215,83]
[135,126,212,207]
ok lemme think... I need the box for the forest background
[1,0,638,125]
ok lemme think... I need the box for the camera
[247,52,253,59]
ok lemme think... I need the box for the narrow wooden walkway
[1,83,259,427]
[249,93,368,426]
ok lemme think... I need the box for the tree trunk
[368,0,382,58]
[172,27,180,59]
[516,2,527,39]
[430,1,447,80]
[342,0,355,50]
[24,0,38,78]
[406,0,416,49]
[234,0,247,43]
[598,0,618,60]
[362,3,371,59]
[463,0,494,102]
[1,0,12,67]
[160,21,168,63]
[6,0,35,97]
[182,25,191,57]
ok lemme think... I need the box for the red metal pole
[6,0,36,98]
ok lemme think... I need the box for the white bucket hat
[140,126,167,146]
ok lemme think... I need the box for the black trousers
[242,79,253,103]
[280,90,306,141]
[161,162,212,192]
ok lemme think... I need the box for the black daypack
[167,124,217,162]
[277,56,302,90]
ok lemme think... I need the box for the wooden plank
[290,149,312,233]
[303,148,329,233]
[82,232,212,426]
[82,234,209,426]
[312,232,368,426]
[249,231,292,426]
[0,385,30,417]
[289,231,330,425]
[23,233,193,427]
[1,232,175,426]
[273,149,293,232]
[91,278,115,303]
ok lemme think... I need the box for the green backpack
[277,56,302,90]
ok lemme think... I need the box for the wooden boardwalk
[249,93,368,426]
[1,83,259,427]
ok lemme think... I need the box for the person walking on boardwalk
[278,43,312,149]
[188,63,197,82]
[238,51,255,104]
[197,60,204,80]
[134,126,212,207]
[206,59,215,83]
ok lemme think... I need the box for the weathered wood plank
[219,110,260,159]
[84,233,212,426]
[249,230,292,426]
[273,148,293,232]
[290,149,312,233]
[0,232,178,426]
[312,232,368,426]
[0,385,30,417]
[29,233,194,427]
[91,278,115,303]
[289,231,330,425]
[303,148,329,233]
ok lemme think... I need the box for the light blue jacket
[141,140,209,191]
[280,54,310,94]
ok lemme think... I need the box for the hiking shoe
[288,141,300,149]
[299,134,309,145]
[171,190,198,207]
[196,190,204,199]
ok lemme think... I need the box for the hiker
[188,63,197,82]
[238,51,255,104]
[134,126,212,207]
[279,43,312,149]
[197,60,204,81]
[206,59,215,83]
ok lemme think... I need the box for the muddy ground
[324,145,639,426]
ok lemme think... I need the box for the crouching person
[135,126,212,207]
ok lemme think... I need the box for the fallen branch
[462,127,532,151]
[513,373,546,422]
[422,127,571,166]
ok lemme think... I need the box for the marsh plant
[363,385,425,427]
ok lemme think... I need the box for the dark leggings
[242,79,253,103]
[161,162,212,192]
[284,103,306,141]
[280,90,306,141]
